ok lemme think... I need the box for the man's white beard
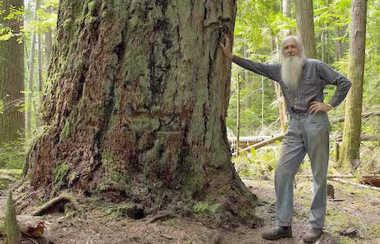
[281,56,305,91]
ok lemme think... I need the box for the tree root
[32,193,81,216]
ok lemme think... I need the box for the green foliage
[228,0,289,136]
[233,143,282,179]
[192,201,220,215]
[24,0,58,38]
[0,3,24,42]
[53,161,70,190]
[0,139,26,169]
[229,0,380,145]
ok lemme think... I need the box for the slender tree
[338,0,367,170]
[26,0,41,136]
[44,27,53,68]
[25,0,259,226]
[283,0,292,35]
[0,0,25,144]
[295,0,317,58]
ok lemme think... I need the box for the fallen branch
[335,135,380,142]
[147,212,174,224]
[361,176,380,187]
[331,111,380,123]
[329,178,380,191]
[32,194,81,216]
[240,134,285,153]
[0,215,46,238]
[299,174,379,179]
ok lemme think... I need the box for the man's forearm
[328,76,352,107]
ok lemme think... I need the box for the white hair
[281,35,306,60]
[280,36,306,90]
[281,56,305,91]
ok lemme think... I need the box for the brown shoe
[262,226,292,240]
[303,227,323,243]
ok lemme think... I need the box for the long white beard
[281,56,305,91]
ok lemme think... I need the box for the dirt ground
[1,176,380,244]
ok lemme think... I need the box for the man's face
[282,39,301,58]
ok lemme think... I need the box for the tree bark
[283,0,292,35]
[44,27,53,68]
[338,0,367,169]
[25,0,260,227]
[295,0,317,58]
[0,0,25,144]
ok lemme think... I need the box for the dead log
[240,134,285,153]
[301,174,355,179]
[300,174,379,179]
[360,176,380,187]
[0,215,45,238]
[331,111,380,123]
[228,136,273,146]
[329,178,380,191]
[335,135,380,142]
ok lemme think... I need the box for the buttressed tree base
[24,1,260,227]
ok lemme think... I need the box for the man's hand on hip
[309,101,333,115]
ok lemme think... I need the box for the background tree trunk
[283,0,292,35]
[36,33,43,126]
[334,28,342,62]
[338,0,367,169]
[0,0,25,144]
[44,27,53,69]
[26,0,260,226]
[295,0,317,58]
[26,0,41,137]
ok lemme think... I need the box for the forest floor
[0,173,380,244]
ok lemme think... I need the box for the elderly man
[220,35,351,243]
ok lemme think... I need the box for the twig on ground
[147,212,174,224]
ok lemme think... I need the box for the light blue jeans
[275,112,331,229]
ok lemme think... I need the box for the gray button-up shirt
[232,56,352,114]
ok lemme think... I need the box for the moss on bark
[26,0,260,228]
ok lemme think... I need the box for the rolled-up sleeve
[232,56,281,82]
[317,61,352,107]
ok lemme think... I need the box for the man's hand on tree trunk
[220,34,233,59]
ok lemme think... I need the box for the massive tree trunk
[0,0,25,144]
[338,0,367,170]
[295,0,317,58]
[25,0,260,226]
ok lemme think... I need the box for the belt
[291,107,307,114]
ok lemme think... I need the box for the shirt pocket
[302,78,318,95]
